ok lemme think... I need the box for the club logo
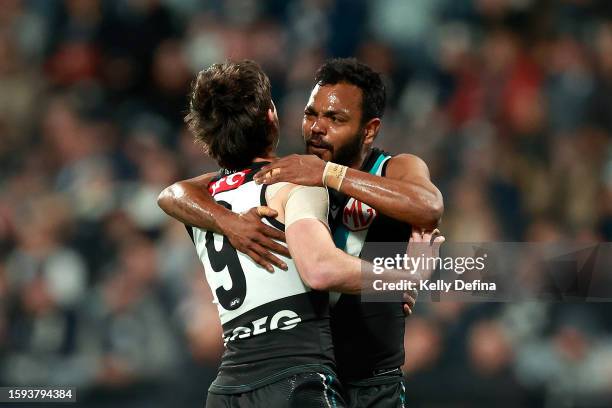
[208,170,252,196]
[343,198,377,231]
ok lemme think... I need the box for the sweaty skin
[158,108,292,273]
[255,83,443,229]
[266,182,444,294]
[255,153,442,229]
[160,83,443,284]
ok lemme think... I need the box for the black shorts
[344,372,406,408]
[206,371,347,408]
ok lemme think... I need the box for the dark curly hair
[314,58,386,124]
[185,60,273,170]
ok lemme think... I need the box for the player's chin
[307,146,332,161]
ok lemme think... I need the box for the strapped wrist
[323,162,348,191]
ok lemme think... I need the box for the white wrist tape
[322,162,348,191]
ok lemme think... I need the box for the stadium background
[1,0,612,406]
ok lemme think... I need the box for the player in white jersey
[189,161,342,402]
[173,60,348,407]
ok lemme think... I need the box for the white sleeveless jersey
[186,162,335,394]
[191,175,308,325]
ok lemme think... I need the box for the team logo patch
[342,197,377,231]
[208,170,252,196]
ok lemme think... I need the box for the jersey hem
[208,363,336,394]
[344,372,404,387]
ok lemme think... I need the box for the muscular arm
[283,186,443,294]
[157,172,228,232]
[157,172,290,271]
[288,219,442,294]
[287,218,362,293]
[255,153,444,229]
[340,154,443,229]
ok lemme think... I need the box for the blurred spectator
[0,1,610,407]
[83,236,181,407]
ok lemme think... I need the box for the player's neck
[253,144,278,163]
[253,154,277,163]
[348,146,373,170]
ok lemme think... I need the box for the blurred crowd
[1,0,612,406]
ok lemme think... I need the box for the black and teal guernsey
[186,162,336,395]
[328,148,411,383]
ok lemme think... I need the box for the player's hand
[254,154,326,186]
[403,290,417,316]
[220,206,290,272]
[407,228,445,277]
[402,228,445,315]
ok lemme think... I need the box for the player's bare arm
[276,184,444,294]
[158,171,219,228]
[157,172,290,272]
[288,218,444,294]
[254,153,443,229]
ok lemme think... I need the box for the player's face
[302,83,365,166]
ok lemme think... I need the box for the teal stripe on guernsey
[332,153,389,250]
[370,153,387,176]
[332,224,350,250]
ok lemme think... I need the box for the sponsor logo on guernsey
[223,309,302,345]
[208,169,252,196]
[342,197,377,231]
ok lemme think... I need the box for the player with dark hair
[178,59,353,407]
[184,60,276,170]
[301,58,387,167]
[159,58,444,407]
[254,58,444,407]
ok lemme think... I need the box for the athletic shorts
[344,371,407,408]
[205,371,347,408]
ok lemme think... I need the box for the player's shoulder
[285,184,328,200]
[385,153,430,179]
[267,182,327,204]
[388,153,426,165]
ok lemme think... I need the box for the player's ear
[363,118,381,145]
[267,108,274,124]
[267,101,278,125]
[267,100,280,147]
